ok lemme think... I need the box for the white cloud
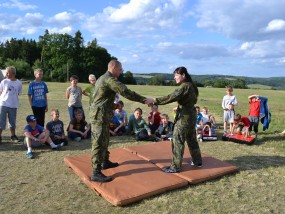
[157,42,230,59]
[0,0,37,11]
[239,40,285,58]
[49,11,85,26]
[48,26,73,35]
[83,0,186,39]
[0,12,43,36]
[195,0,285,41]
[265,19,285,32]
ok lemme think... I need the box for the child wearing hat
[23,115,63,159]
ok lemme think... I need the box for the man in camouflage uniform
[90,60,145,182]
[145,66,202,173]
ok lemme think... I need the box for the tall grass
[0,82,285,213]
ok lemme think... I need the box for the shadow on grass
[225,155,285,171]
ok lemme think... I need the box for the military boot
[91,165,112,182]
[102,160,119,170]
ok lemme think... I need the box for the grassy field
[247,84,273,90]
[1,82,285,213]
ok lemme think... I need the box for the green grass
[247,84,273,90]
[1,83,285,213]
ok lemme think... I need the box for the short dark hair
[74,109,83,115]
[234,113,241,121]
[134,107,142,114]
[70,75,79,81]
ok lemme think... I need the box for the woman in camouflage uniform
[145,67,202,173]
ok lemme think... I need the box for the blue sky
[1,0,285,77]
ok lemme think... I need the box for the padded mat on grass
[64,148,188,206]
[125,141,238,184]
[222,133,255,145]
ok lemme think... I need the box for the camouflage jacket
[90,71,145,123]
[155,82,198,126]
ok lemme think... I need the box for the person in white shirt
[0,66,22,142]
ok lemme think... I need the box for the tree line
[0,30,118,82]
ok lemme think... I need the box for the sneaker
[102,160,119,170]
[74,137,81,142]
[223,131,227,136]
[52,143,63,150]
[162,166,180,173]
[91,171,112,182]
[11,135,19,142]
[190,160,202,168]
[62,141,68,146]
[26,152,34,159]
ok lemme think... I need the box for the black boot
[91,165,112,182]
[102,160,119,170]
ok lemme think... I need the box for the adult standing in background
[28,68,48,126]
[90,59,146,182]
[0,66,22,142]
[144,66,202,173]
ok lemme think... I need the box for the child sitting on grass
[46,109,68,146]
[202,122,216,136]
[232,113,251,138]
[155,113,174,141]
[128,107,158,141]
[23,115,62,159]
[109,111,124,136]
[67,109,91,142]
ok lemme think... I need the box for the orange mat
[64,148,188,206]
[64,142,238,206]
[124,141,238,184]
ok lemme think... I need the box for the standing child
[46,109,68,146]
[28,68,48,127]
[83,74,96,106]
[0,66,22,142]
[248,94,261,138]
[23,115,62,159]
[67,109,91,142]
[222,85,238,135]
[66,75,84,120]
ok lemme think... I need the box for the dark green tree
[147,74,165,85]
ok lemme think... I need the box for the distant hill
[133,73,285,89]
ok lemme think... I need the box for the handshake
[144,98,155,106]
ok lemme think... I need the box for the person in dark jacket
[145,66,202,173]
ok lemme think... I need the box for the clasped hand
[144,98,155,106]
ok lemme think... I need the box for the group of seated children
[23,108,91,159]
[195,106,218,141]
[119,105,173,142]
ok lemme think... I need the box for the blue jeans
[68,106,85,120]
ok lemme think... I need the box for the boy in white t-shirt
[0,66,22,143]
[221,85,238,135]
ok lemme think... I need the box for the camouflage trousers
[91,120,110,169]
[170,124,202,171]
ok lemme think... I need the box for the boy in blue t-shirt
[23,115,62,159]
[28,68,49,127]
[109,112,124,136]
